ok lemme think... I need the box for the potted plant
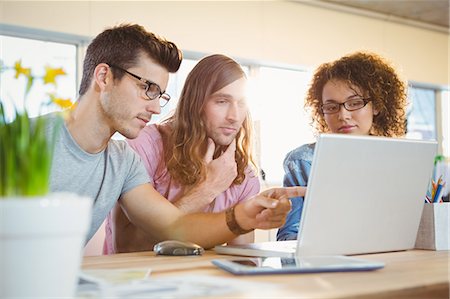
[0,60,93,298]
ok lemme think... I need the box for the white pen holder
[415,202,450,250]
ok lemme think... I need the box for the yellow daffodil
[43,66,66,85]
[13,60,34,94]
[49,93,73,109]
[13,60,31,79]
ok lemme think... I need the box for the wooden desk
[82,250,449,299]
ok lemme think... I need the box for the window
[441,90,449,157]
[150,56,450,186]
[160,59,314,186]
[247,66,314,185]
[150,58,199,124]
[0,35,77,121]
[406,86,437,140]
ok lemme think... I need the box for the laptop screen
[215,134,437,257]
[297,134,437,256]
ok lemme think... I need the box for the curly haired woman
[277,51,407,241]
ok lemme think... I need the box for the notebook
[215,134,437,257]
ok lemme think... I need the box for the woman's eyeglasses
[321,97,371,114]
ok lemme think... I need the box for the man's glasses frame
[109,64,170,107]
[321,97,372,114]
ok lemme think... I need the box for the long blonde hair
[163,54,255,186]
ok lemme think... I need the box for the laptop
[215,134,437,257]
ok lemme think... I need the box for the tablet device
[212,256,384,275]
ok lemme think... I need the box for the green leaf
[25,76,34,96]
[1,61,67,198]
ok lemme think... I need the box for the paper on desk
[80,268,152,284]
[77,270,277,298]
[144,274,278,298]
[78,268,165,298]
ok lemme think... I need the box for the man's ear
[93,63,111,91]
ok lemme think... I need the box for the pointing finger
[262,186,306,199]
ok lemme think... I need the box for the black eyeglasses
[321,97,371,114]
[109,64,170,107]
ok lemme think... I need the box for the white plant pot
[0,193,92,298]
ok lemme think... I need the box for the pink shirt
[103,124,260,254]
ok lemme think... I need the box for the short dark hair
[79,24,182,95]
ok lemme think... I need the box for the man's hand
[172,138,238,211]
[203,138,238,194]
[234,187,306,231]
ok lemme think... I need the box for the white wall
[1,0,448,86]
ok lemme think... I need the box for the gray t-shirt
[45,114,150,241]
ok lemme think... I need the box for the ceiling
[317,0,449,31]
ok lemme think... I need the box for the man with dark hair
[48,24,305,249]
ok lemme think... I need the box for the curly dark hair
[305,52,407,137]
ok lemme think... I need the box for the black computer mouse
[153,240,205,256]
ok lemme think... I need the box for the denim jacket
[276,143,315,241]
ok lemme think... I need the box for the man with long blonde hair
[105,54,261,253]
